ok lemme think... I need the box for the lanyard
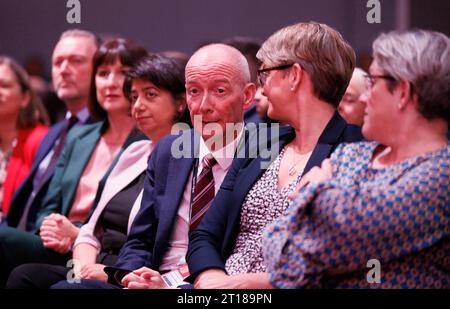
[188,158,200,222]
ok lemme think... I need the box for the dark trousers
[7,263,119,289]
[7,264,69,289]
[0,226,70,287]
[52,278,120,289]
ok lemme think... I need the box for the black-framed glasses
[257,64,294,86]
[364,74,396,89]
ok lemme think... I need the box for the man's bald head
[185,44,256,147]
[187,44,251,85]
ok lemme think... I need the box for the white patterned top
[225,147,302,275]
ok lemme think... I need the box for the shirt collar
[66,107,90,124]
[198,123,244,171]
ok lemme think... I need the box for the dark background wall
[0,0,448,77]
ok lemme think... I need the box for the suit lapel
[302,143,333,175]
[228,127,295,225]
[61,124,103,216]
[97,143,151,214]
[157,130,199,252]
[303,112,347,175]
[31,122,66,173]
[224,114,347,238]
[157,156,195,252]
[226,114,345,210]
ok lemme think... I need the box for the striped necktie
[44,115,78,177]
[189,155,217,232]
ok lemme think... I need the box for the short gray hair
[373,29,450,123]
[257,22,355,107]
[59,29,101,48]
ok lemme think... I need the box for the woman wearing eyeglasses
[263,29,450,288]
[186,22,363,289]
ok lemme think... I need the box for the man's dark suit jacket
[104,129,201,283]
[6,117,93,231]
[186,112,363,282]
[104,126,262,283]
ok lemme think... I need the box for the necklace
[287,149,312,176]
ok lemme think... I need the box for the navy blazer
[104,130,200,283]
[6,121,69,230]
[244,105,261,125]
[104,127,260,282]
[186,112,363,281]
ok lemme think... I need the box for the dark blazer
[6,121,67,229]
[34,122,140,230]
[6,117,94,230]
[104,125,263,283]
[186,112,363,281]
[104,130,200,281]
[244,104,261,125]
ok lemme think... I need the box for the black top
[96,171,145,265]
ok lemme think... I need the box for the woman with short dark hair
[0,38,147,287]
[7,54,192,289]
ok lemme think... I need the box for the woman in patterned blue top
[263,29,450,289]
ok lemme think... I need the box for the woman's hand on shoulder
[289,159,333,200]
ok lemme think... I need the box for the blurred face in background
[254,87,270,120]
[52,36,97,105]
[95,57,130,116]
[0,63,29,121]
[338,87,365,126]
[338,68,366,126]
